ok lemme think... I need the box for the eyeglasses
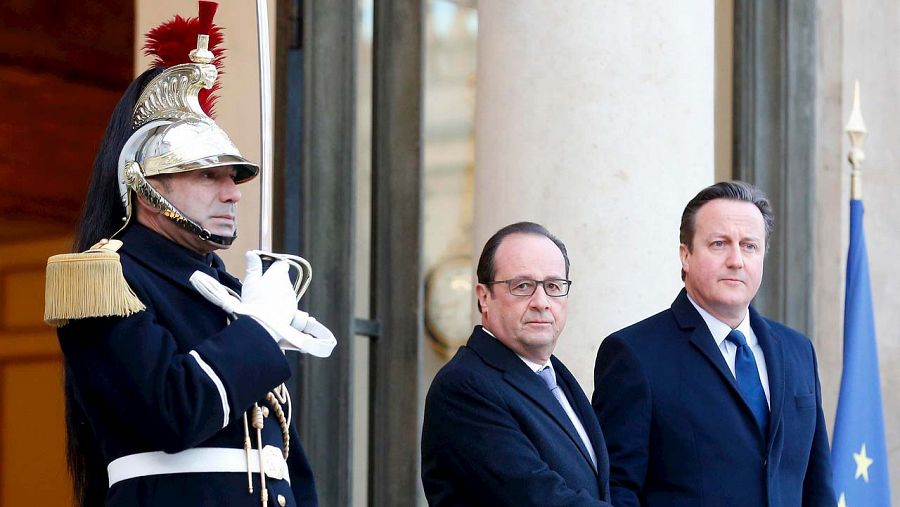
[484,278,572,297]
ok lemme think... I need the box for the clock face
[425,256,475,356]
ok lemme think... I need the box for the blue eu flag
[831,199,891,507]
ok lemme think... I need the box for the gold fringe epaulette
[44,239,146,327]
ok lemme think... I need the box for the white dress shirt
[686,295,770,406]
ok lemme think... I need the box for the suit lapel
[751,308,785,451]
[673,290,768,440]
[503,366,598,473]
[554,358,606,475]
[687,325,738,390]
[673,291,739,390]
[467,327,596,473]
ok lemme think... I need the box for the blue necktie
[726,329,769,436]
[538,366,565,406]
[537,367,597,468]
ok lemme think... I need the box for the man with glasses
[421,222,612,506]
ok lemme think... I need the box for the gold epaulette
[44,239,146,327]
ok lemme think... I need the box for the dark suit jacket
[592,289,836,507]
[422,326,612,506]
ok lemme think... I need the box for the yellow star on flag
[837,492,848,507]
[853,443,874,482]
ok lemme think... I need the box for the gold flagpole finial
[846,80,867,200]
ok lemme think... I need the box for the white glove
[240,251,297,329]
[283,310,337,357]
[188,256,337,358]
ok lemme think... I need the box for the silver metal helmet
[115,25,257,247]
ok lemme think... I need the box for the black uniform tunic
[58,223,317,506]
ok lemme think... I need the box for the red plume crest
[142,1,224,117]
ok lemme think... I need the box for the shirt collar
[482,326,551,373]
[685,293,754,347]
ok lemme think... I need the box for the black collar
[119,223,229,291]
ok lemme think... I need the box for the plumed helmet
[115,1,257,247]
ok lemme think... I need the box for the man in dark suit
[593,181,836,507]
[422,222,612,506]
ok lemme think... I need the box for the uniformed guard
[44,3,334,506]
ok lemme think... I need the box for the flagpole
[846,79,867,200]
[831,80,892,507]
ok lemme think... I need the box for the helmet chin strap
[193,224,237,247]
[127,162,237,247]
[160,215,237,246]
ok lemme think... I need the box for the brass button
[277,494,286,506]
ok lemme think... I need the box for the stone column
[473,1,715,387]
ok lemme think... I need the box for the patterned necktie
[537,366,596,468]
[538,366,564,405]
[726,329,769,436]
